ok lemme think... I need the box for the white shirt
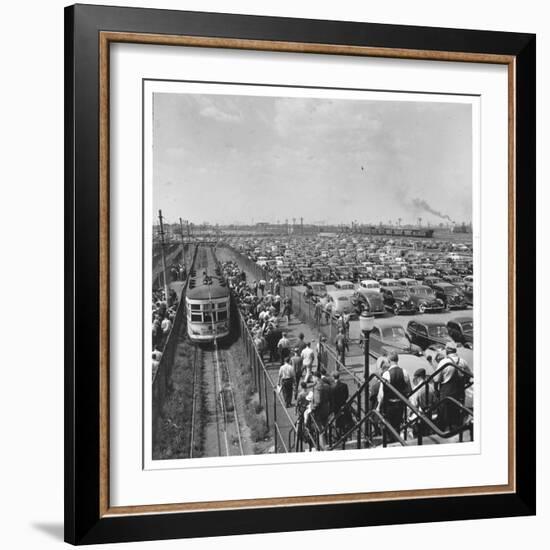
[161,318,172,333]
[278,362,295,381]
[301,347,315,367]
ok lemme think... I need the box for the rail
[152,243,197,451]
[311,365,473,451]
[235,302,300,453]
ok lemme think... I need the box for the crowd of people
[220,259,474,449]
[221,260,353,449]
[151,286,179,378]
[370,344,472,441]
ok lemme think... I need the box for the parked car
[320,289,356,319]
[406,319,456,350]
[398,277,419,287]
[304,281,327,301]
[369,324,423,356]
[382,287,416,315]
[359,279,381,292]
[334,280,355,291]
[351,288,385,316]
[463,285,474,306]
[447,316,473,348]
[379,278,401,290]
[432,282,468,309]
[422,276,441,288]
[441,275,467,291]
[407,285,445,313]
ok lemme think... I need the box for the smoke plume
[411,198,454,223]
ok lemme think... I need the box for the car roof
[450,316,473,324]
[434,282,454,288]
[328,289,355,297]
[335,280,353,285]
[356,287,381,295]
[408,319,447,327]
[409,285,432,291]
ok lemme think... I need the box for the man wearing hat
[434,343,472,430]
[410,367,436,437]
[376,351,412,442]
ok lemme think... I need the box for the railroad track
[188,345,199,458]
[187,244,244,458]
[202,344,245,457]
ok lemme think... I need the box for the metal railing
[235,308,300,453]
[324,366,473,450]
[152,244,197,450]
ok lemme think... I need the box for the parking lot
[221,230,474,378]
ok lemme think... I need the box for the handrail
[401,396,473,433]
[328,408,406,450]
[407,361,473,400]
[323,370,472,444]
[323,343,363,385]
[233,292,297,430]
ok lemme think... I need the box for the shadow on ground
[31,522,64,541]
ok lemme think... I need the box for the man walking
[289,348,303,399]
[434,344,472,430]
[334,329,349,367]
[301,342,315,383]
[376,351,412,442]
[410,367,436,437]
[277,332,291,365]
[278,359,295,408]
[311,371,331,449]
[331,372,351,434]
[316,336,328,375]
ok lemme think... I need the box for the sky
[152,92,472,226]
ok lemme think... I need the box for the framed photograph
[65,4,536,545]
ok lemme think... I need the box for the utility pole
[179,217,186,273]
[158,210,171,306]
[186,220,191,241]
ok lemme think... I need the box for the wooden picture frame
[65,4,536,545]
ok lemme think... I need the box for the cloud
[199,104,241,123]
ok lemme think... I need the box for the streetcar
[186,275,230,342]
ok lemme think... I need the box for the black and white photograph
[149,85,477,461]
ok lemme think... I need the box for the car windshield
[461,322,473,333]
[444,287,461,295]
[337,296,349,302]
[413,288,431,296]
[382,327,407,339]
[428,325,449,337]
[393,289,409,299]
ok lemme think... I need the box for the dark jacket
[331,380,349,414]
